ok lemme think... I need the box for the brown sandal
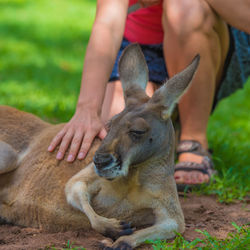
[175,140,216,192]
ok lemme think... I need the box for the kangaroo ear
[149,55,200,119]
[119,43,149,105]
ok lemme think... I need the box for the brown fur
[0,44,199,248]
[0,106,99,231]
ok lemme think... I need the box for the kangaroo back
[0,106,49,152]
[0,105,100,231]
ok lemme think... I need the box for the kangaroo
[0,44,199,249]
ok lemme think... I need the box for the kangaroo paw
[93,218,134,241]
[103,222,134,241]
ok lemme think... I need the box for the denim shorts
[110,28,250,107]
[216,27,250,103]
[109,38,168,84]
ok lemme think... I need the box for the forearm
[77,0,129,115]
[206,0,250,33]
[78,25,122,114]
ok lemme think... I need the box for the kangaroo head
[94,44,200,180]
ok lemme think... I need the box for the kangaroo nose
[93,153,114,168]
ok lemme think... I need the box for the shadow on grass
[0,23,90,52]
[0,22,88,101]
[0,0,29,8]
[1,60,82,94]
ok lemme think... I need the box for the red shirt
[124,0,163,45]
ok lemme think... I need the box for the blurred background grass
[0,0,249,202]
[0,0,96,122]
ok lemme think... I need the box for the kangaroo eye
[129,129,146,141]
[129,129,146,135]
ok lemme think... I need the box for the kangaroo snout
[93,152,122,179]
[93,153,116,168]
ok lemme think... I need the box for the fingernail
[78,152,85,160]
[67,154,74,162]
[56,152,63,160]
[48,145,53,151]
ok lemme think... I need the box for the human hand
[138,0,161,7]
[48,107,107,162]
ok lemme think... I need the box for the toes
[120,221,131,230]
[118,228,135,237]
[190,171,209,184]
[103,229,119,240]
[175,170,209,185]
[182,171,191,184]
[174,170,187,184]
[197,172,205,184]
[185,171,209,185]
[103,221,134,241]
[196,172,204,184]
[189,171,200,184]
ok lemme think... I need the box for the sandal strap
[177,140,211,157]
[175,156,215,177]
[175,166,209,175]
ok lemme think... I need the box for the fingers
[47,129,66,152]
[48,111,107,162]
[76,126,107,161]
[77,131,97,160]
[56,129,74,160]
[67,130,85,162]
[50,127,96,162]
[98,127,107,140]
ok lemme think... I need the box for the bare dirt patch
[0,194,249,250]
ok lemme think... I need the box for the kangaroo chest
[91,178,155,219]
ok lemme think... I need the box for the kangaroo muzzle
[93,152,122,179]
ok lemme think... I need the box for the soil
[0,194,249,250]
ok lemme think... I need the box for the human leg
[162,0,229,185]
[205,0,250,34]
[101,80,157,124]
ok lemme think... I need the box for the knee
[162,0,216,39]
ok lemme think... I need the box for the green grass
[200,80,250,203]
[62,240,86,250]
[0,0,96,122]
[148,223,250,249]
[0,0,249,248]
[46,240,86,250]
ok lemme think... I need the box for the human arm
[205,0,250,34]
[48,0,129,162]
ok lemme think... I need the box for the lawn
[0,0,96,122]
[0,0,249,248]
